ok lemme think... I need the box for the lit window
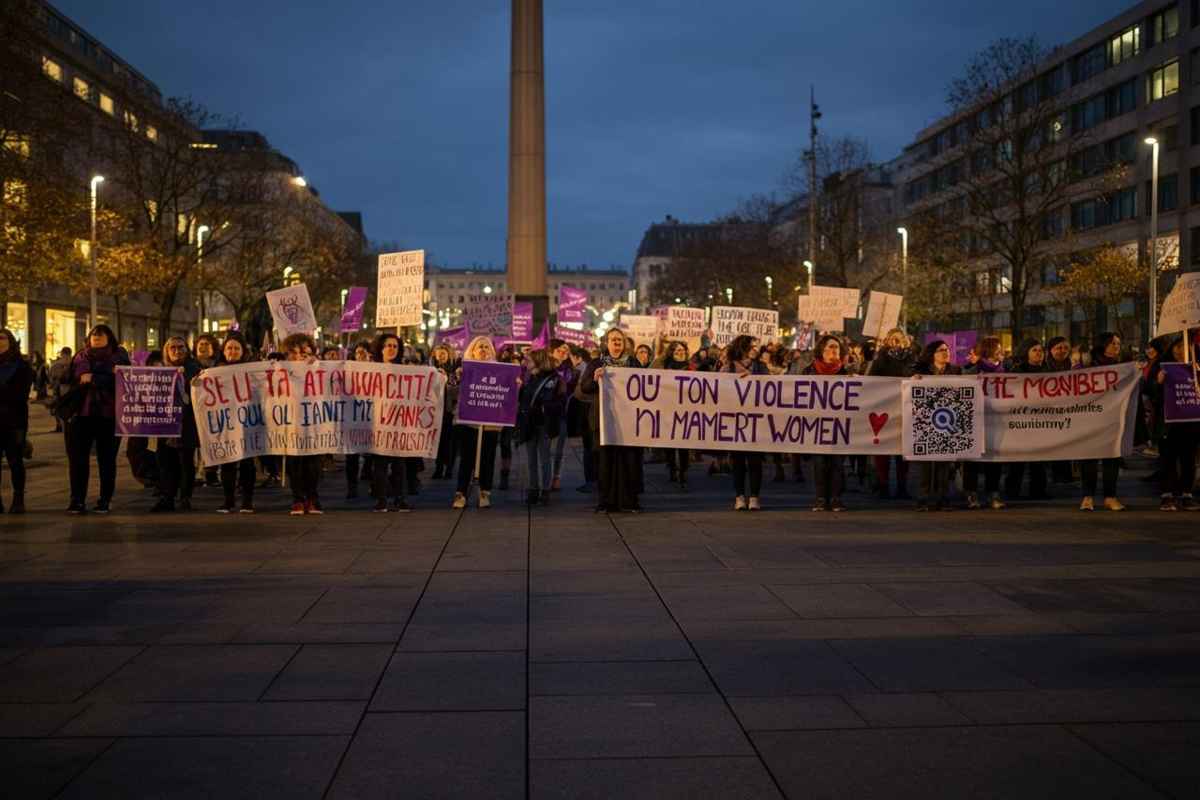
[2,137,30,158]
[41,57,62,82]
[3,179,28,208]
[124,110,139,131]
[1151,60,1180,101]
[72,76,90,100]
[146,125,158,142]
[1109,25,1140,65]
[99,93,114,115]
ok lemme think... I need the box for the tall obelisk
[506,0,548,326]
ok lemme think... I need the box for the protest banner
[1161,362,1200,423]
[513,302,534,340]
[340,287,368,333]
[531,322,549,349]
[620,315,660,350]
[115,366,183,437]
[191,362,445,466]
[1157,272,1200,336]
[653,306,706,352]
[554,324,593,348]
[457,360,522,427]
[464,292,515,336]
[598,364,1139,460]
[266,284,317,337]
[558,286,588,323]
[862,292,903,340]
[437,326,470,351]
[901,378,985,460]
[376,250,425,328]
[802,286,860,332]
[711,306,779,347]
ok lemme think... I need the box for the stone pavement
[2,407,1199,798]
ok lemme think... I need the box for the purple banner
[1163,363,1200,423]
[438,326,470,351]
[554,324,595,349]
[532,321,548,349]
[558,286,587,323]
[457,360,522,427]
[513,302,533,340]
[340,287,368,333]
[115,366,183,437]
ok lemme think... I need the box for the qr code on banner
[910,384,976,457]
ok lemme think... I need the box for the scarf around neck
[812,358,843,375]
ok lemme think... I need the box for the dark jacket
[71,346,132,419]
[518,369,565,437]
[912,362,963,377]
[161,358,201,448]
[579,356,629,436]
[0,355,34,432]
[867,348,914,378]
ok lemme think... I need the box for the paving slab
[84,644,298,702]
[531,659,712,695]
[371,651,526,711]
[531,757,784,800]
[0,738,114,800]
[263,643,392,700]
[59,700,365,736]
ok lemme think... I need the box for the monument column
[507,0,548,328]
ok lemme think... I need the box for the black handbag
[51,385,86,421]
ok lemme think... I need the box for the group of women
[0,322,1184,516]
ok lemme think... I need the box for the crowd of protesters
[0,322,1187,516]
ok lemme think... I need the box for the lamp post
[89,175,104,328]
[197,224,210,331]
[765,275,774,304]
[803,260,814,290]
[897,227,909,333]
[1145,137,1160,339]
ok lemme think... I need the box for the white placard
[711,306,779,347]
[464,292,515,337]
[620,314,660,350]
[267,283,317,337]
[653,306,706,352]
[1157,272,1200,336]
[376,250,425,328]
[808,285,860,332]
[862,291,903,339]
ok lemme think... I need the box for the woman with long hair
[656,340,692,489]
[724,335,767,510]
[0,329,33,514]
[214,332,257,513]
[430,343,459,481]
[579,328,642,512]
[804,334,848,512]
[1150,335,1200,511]
[453,336,502,509]
[65,324,130,514]
[1004,339,1052,502]
[962,336,1006,510]
[518,347,565,505]
[282,333,324,514]
[1079,332,1127,511]
[152,336,201,512]
[912,339,962,511]
[371,333,414,512]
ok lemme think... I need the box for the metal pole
[1149,140,1160,340]
[898,227,909,333]
[89,176,103,328]
[808,86,819,273]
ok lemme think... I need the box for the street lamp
[803,260,814,290]
[293,176,307,188]
[89,175,104,327]
[765,275,774,303]
[197,224,210,328]
[897,227,909,333]
[725,287,733,304]
[1146,137,1160,338]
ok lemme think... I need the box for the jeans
[814,455,844,502]
[731,453,763,497]
[0,428,26,499]
[220,459,256,507]
[526,425,553,491]
[67,416,119,505]
[456,425,499,493]
[286,454,323,503]
[918,462,951,503]
[158,444,197,502]
[1081,458,1120,497]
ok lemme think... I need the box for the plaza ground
[1,407,1198,798]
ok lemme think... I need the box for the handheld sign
[1157,273,1200,336]
[267,284,318,337]
[862,292,903,340]
[711,306,779,347]
[457,360,522,427]
[115,365,183,437]
[376,250,425,328]
[340,287,368,333]
[464,293,515,337]
[558,286,587,323]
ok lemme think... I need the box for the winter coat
[867,348,914,378]
[0,354,34,432]
[71,346,131,419]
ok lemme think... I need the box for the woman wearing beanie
[65,325,130,514]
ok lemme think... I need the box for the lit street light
[725,287,733,304]
[89,175,104,328]
[293,176,307,188]
[1145,137,1160,339]
[897,227,909,333]
[197,224,210,330]
[803,260,814,290]
[765,275,774,303]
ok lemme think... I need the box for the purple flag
[439,326,470,351]
[1163,363,1200,423]
[532,321,548,349]
[558,286,587,323]
[513,302,533,339]
[115,366,183,437]
[457,361,522,427]
[340,287,368,333]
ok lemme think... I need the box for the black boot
[8,494,23,514]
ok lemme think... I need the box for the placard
[711,306,779,347]
[457,360,522,427]
[653,306,706,352]
[554,324,594,348]
[1157,272,1200,336]
[266,284,317,337]
[340,286,368,333]
[807,286,860,332]
[115,366,183,437]
[620,315,660,350]
[902,377,985,460]
[862,291,903,339]
[513,302,534,340]
[465,292,515,337]
[1162,362,1200,423]
[438,326,470,351]
[558,286,588,323]
[376,250,425,328]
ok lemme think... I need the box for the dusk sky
[57,0,1132,270]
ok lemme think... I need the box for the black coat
[0,357,33,432]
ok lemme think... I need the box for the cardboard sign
[340,287,368,333]
[115,366,183,437]
[653,306,706,352]
[862,292,903,340]
[464,292,515,337]
[457,360,522,427]
[1158,273,1200,336]
[267,284,317,337]
[711,306,779,347]
[376,250,425,328]
[807,286,860,332]
[620,314,660,350]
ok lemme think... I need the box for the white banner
[620,314,660,350]
[711,306,779,347]
[1157,272,1200,336]
[808,285,860,331]
[465,292,515,336]
[653,306,706,352]
[862,291,903,340]
[902,378,985,461]
[267,284,317,337]
[599,365,1139,459]
[376,250,425,328]
[192,361,445,466]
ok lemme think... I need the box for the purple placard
[558,286,587,323]
[532,321,548,349]
[1162,363,1200,423]
[438,326,470,351]
[340,287,368,333]
[131,350,150,366]
[115,365,183,437]
[457,360,522,427]
[554,324,594,348]
[513,302,533,340]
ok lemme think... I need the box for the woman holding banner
[430,343,459,481]
[345,340,376,497]
[1079,332,1127,512]
[283,333,326,515]
[371,333,414,512]
[656,341,692,489]
[723,336,768,511]
[867,328,914,500]
[1003,339,1052,502]
[912,340,962,511]
[1150,336,1198,511]
[803,334,848,512]
[151,337,201,513]
[963,337,1006,510]
[65,325,130,514]
[580,328,642,513]
[213,333,257,514]
[0,329,33,514]
[453,336,502,510]
[194,334,222,488]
